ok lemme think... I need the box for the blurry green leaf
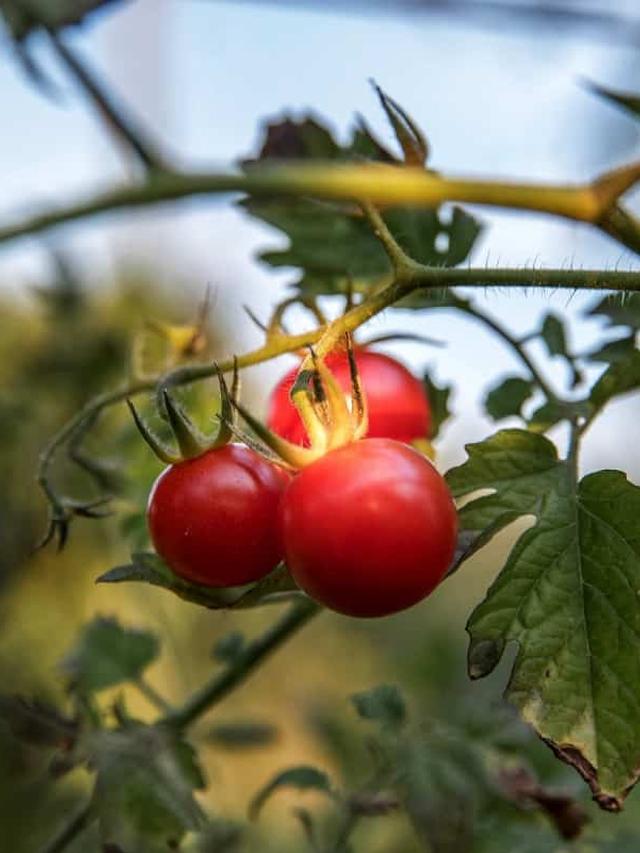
[484,376,534,421]
[526,399,565,433]
[395,726,485,853]
[352,684,407,731]
[0,695,76,748]
[540,313,567,358]
[448,428,640,810]
[242,115,480,294]
[423,374,452,438]
[90,724,205,851]
[584,79,640,122]
[585,335,636,364]
[539,313,582,386]
[97,552,299,610]
[589,348,640,413]
[249,765,334,820]
[212,631,246,664]
[61,617,159,693]
[207,720,278,750]
[587,293,640,329]
[0,0,118,40]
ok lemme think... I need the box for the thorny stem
[164,598,320,729]
[38,802,93,853]
[48,32,166,173]
[2,161,640,253]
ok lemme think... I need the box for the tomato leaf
[212,631,246,664]
[249,765,334,820]
[589,348,640,414]
[423,374,452,439]
[587,293,640,329]
[448,428,640,810]
[61,616,159,692]
[89,723,205,851]
[241,115,480,294]
[540,313,568,358]
[97,552,300,610]
[585,335,637,364]
[351,684,407,732]
[484,376,535,421]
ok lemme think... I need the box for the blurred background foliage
[1,263,640,851]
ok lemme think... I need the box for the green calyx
[127,364,238,465]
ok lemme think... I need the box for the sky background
[1,0,640,472]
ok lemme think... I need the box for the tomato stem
[164,598,320,729]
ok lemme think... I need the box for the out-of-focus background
[2,1,640,850]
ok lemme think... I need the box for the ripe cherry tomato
[279,438,457,617]
[148,443,290,587]
[267,350,431,446]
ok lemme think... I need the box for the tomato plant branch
[36,261,640,547]
[48,31,167,173]
[164,598,320,729]
[39,802,93,853]
[3,160,640,253]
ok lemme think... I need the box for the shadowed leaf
[249,765,334,820]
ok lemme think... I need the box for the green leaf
[526,399,566,433]
[584,80,640,122]
[1,0,117,40]
[89,724,205,851]
[97,552,299,610]
[448,428,640,810]
[585,335,637,364]
[212,631,246,664]
[351,684,407,731]
[587,293,640,329]
[395,726,484,853]
[207,720,278,749]
[589,348,640,414]
[241,116,480,294]
[61,617,159,693]
[249,765,334,820]
[423,374,452,438]
[484,377,535,421]
[540,313,567,358]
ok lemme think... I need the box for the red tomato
[279,438,457,617]
[148,444,290,587]
[267,350,431,446]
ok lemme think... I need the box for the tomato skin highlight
[279,438,457,617]
[148,443,290,587]
[267,350,431,446]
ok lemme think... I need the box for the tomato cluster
[146,349,457,617]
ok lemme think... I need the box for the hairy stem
[3,162,640,253]
[165,598,320,729]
